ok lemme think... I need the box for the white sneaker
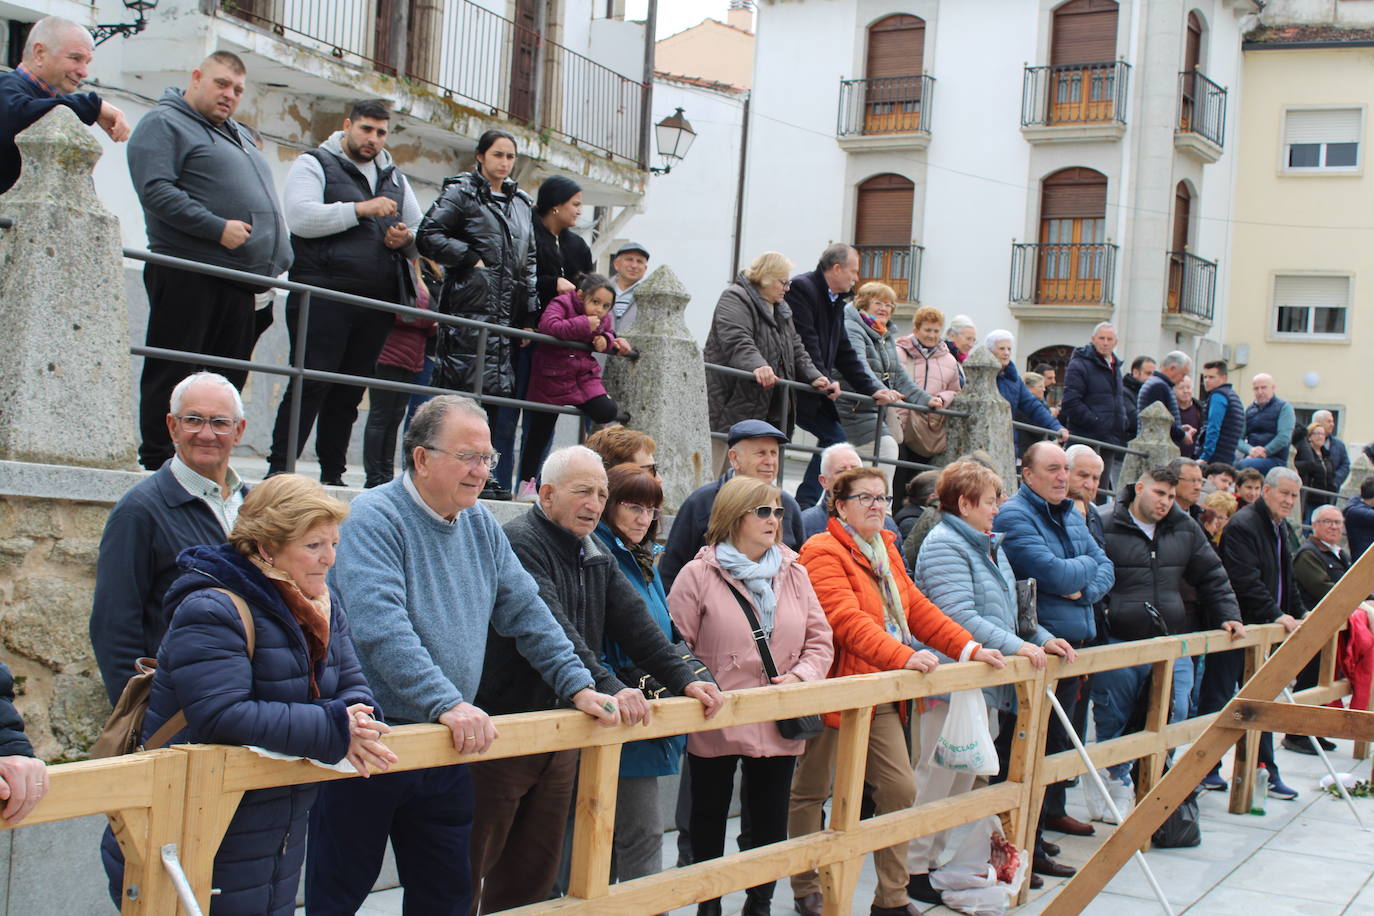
[1087,770,1134,824]
[516,478,539,502]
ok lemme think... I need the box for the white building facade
[739,0,1255,378]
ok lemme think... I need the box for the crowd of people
[4,19,1372,916]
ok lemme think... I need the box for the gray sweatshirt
[127,87,292,279]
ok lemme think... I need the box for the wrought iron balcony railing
[1010,242,1118,306]
[837,75,935,137]
[1166,251,1217,321]
[1178,69,1226,148]
[857,244,924,302]
[1021,61,1130,128]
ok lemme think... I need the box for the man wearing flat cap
[610,241,651,333]
[659,419,806,592]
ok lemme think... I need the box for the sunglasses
[748,505,785,520]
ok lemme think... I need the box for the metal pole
[1280,686,1368,830]
[1044,687,1174,916]
[285,291,312,475]
[472,327,488,396]
[161,843,205,916]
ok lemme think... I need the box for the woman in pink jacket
[669,475,834,916]
[893,304,964,502]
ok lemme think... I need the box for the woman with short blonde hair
[670,475,833,916]
[893,303,963,503]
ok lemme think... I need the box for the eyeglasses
[175,414,239,435]
[1315,518,1345,527]
[748,505,785,520]
[425,446,500,469]
[620,502,661,520]
[842,493,894,509]
[774,278,792,289]
[639,463,659,478]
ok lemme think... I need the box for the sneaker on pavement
[1103,773,1135,824]
[1200,771,1226,792]
[1268,777,1299,801]
[515,478,539,502]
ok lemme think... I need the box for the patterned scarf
[860,310,888,336]
[844,524,910,641]
[714,542,782,635]
[250,556,332,698]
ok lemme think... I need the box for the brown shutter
[855,174,915,246]
[1040,168,1107,219]
[1184,12,1202,73]
[1173,182,1191,251]
[1051,0,1119,65]
[866,14,925,78]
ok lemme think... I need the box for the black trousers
[1042,670,1092,819]
[305,764,474,916]
[137,263,256,470]
[688,753,795,904]
[363,364,417,487]
[517,394,621,484]
[1198,646,1278,774]
[267,291,394,480]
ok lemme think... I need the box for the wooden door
[1037,168,1108,303]
[864,15,925,133]
[1168,182,1192,312]
[1180,12,1202,130]
[1049,0,1119,124]
[510,0,539,122]
[855,174,916,299]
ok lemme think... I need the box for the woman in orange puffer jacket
[788,466,1006,916]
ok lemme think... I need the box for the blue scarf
[715,542,782,635]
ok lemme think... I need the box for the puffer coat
[703,274,823,433]
[526,289,615,406]
[100,544,375,915]
[417,169,537,396]
[837,305,931,445]
[1060,343,1127,446]
[915,514,1054,711]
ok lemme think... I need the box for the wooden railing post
[819,706,873,916]
[1135,659,1175,803]
[178,745,246,912]
[1227,642,1267,815]
[110,750,188,915]
[566,744,623,901]
[1010,666,1049,906]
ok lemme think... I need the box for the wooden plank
[1318,632,1340,686]
[566,744,621,900]
[511,784,1023,915]
[131,748,189,915]
[819,707,872,916]
[1135,660,1174,810]
[1229,700,1374,742]
[1042,547,1374,915]
[1228,643,1266,815]
[178,745,245,913]
[1009,672,1049,906]
[0,754,160,830]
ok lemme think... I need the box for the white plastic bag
[930,816,1029,916]
[932,689,999,776]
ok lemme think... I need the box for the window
[1284,108,1362,171]
[1272,275,1351,339]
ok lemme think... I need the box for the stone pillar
[0,106,136,469]
[1340,448,1371,503]
[603,265,712,512]
[1116,401,1180,488]
[945,346,1015,490]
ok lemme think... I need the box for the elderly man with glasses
[90,372,250,705]
[308,396,624,916]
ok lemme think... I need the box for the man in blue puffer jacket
[986,331,1067,456]
[994,441,1114,841]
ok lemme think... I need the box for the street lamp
[650,107,696,175]
[91,0,158,47]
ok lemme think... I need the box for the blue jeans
[1236,455,1285,475]
[1091,644,1195,780]
[794,396,848,508]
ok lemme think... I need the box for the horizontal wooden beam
[1,751,167,830]
[1227,700,1374,742]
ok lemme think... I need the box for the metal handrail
[702,361,966,419]
[1010,419,1146,457]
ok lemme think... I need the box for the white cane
[1044,686,1174,916]
[1279,687,1369,831]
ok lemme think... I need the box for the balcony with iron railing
[1020,61,1130,144]
[836,75,935,151]
[1164,250,1217,334]
[1009,241,1118,320]
[857,243,923,303]
[219,0,647,168]
[1176,69,1227,164]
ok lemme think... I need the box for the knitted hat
[536,175,581,214]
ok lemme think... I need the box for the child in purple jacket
[519,274,631,491]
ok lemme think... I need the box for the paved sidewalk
[313,738,1374,915]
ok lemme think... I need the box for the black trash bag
[1152,787,1202,848]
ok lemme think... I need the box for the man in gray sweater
[471,445,723,913]
[127,50,292,471]
[306,397,622,916]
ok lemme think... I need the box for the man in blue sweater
[0,16,128,193]
[307,396,620,916]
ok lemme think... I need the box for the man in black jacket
[470,446,723,913]
[1198,467,1305,798]
[785,243,904,506]
[1061,323,1127,489]
[1091,467,1244,815]
[1286,504,1354,754]
[90,373,250,705]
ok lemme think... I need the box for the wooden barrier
[0,615,1359,916]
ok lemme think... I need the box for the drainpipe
[639,0,657,169]
[533,0,549,129]
[731,90,752,279]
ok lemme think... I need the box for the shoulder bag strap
[724,583,780,682]
[144,589,256,751]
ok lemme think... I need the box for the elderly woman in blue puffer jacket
[101,475,397,915]
[906,460,1075,904]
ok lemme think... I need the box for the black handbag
[724,584,823,741]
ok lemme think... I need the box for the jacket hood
[156,86,243,140]
[1107,491,1190,531]
[998,360,1021,382]
[730,273,787,327]
[446,165,526,203]
[320,130,396,170]
[163,543,285,620]
[940,512,1006,551]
